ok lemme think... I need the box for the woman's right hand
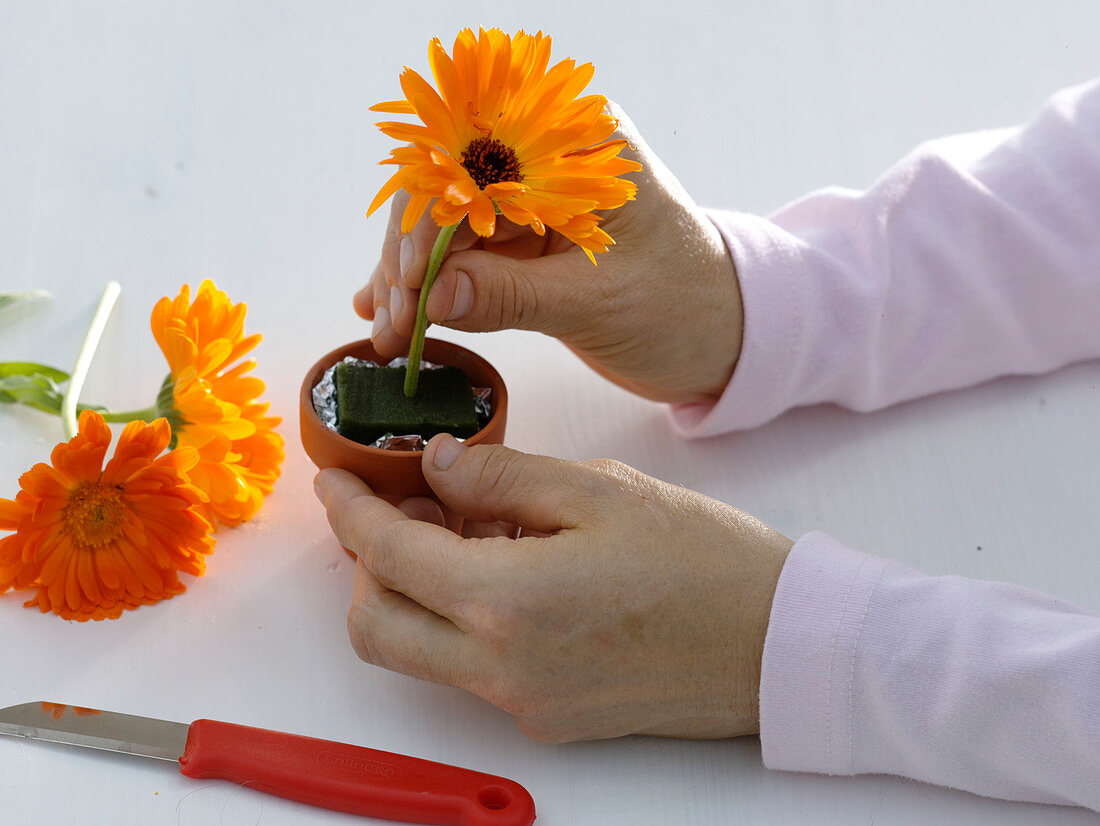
[355,104,745,405]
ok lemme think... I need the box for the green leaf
[0,374,107,417]
[0,361,70,383]
[0,372,66,414]
[0,290,51,313]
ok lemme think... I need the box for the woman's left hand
[314,435,792,742]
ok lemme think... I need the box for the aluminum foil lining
[312,356,492,451]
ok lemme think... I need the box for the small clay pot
[300,338,508,499]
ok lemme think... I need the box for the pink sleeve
[761,532,1100,810]
[676,80,1100,809]
[671,78,1100,436]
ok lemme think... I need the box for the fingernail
[430,434,465,470]
[313,473,324,501]
[447,270,474,320]
[389,283,404,320]
[399,235,414,280]
[371,304,391,341]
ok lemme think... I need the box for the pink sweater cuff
[758,531,890,775]
[758,531,1100,809]
[671,79,1100,437]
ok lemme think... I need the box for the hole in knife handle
[477,785,513,811]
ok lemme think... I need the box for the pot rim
[299,337,508,459]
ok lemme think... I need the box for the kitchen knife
[0,701,535,826]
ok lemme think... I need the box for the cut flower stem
[98,407,159,423]
[62,281,121,439]
[404,219,460,397]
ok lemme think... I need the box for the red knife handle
[178,719,535,826]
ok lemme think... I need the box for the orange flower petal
[467,193,497,237]
[370,99,416,115]
[0,498,25,529]
[376,121,440,146]
[401,193,433,234]
[368,167,410,219]
[399,68,462,153]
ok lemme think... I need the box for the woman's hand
[356,104,744,405]
[314,435,792,742]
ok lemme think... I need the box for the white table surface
[2,2,1099,823]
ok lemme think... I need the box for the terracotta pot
[300,338,508,499]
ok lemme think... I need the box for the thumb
[424,245,594,337]
[422,434,599,532]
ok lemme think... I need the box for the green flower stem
[97,407,159,423]
[404,220,461,397]
[61,281,121,439]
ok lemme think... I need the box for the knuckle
[517,722,572,745]
[463,617,540,713]
[368,519,416,583]
[388,187,410,217]
[583,457,624,475]
[327,506,359,552]
[475,602,524,656]
[573,458,649,517]
[413,211,438,244]
[333,493,381,551]
[385,216,400,244]
[481,671,539,719]
[511,273,541,330]
[513,710,578,744]
[485,267,540,332]
[580,457,634,490]
[486,271,519,331]
[469,446,525,502]
[588,259,625,307]
[368,261,383,288]
[346,607,377,664]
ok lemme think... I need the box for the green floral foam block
[334,363,478,445]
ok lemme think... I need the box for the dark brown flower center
[64,481,127,548]
[460,137,522,190]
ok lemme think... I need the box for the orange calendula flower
[151,281,284,527]
[368,27,641,262]
[0,410,214,621]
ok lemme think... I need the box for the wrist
[657,209,744,405]
[739,530,794,734]
[693,218,744,401]
[644,522,791,740]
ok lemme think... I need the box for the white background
[2,1,1099,823]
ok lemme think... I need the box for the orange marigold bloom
[0,410,214,621]
[151,281,284,527]
[368,27,641,262]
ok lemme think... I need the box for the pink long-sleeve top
[674,78,1100,810]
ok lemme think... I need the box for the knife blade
[0,701,535,826]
